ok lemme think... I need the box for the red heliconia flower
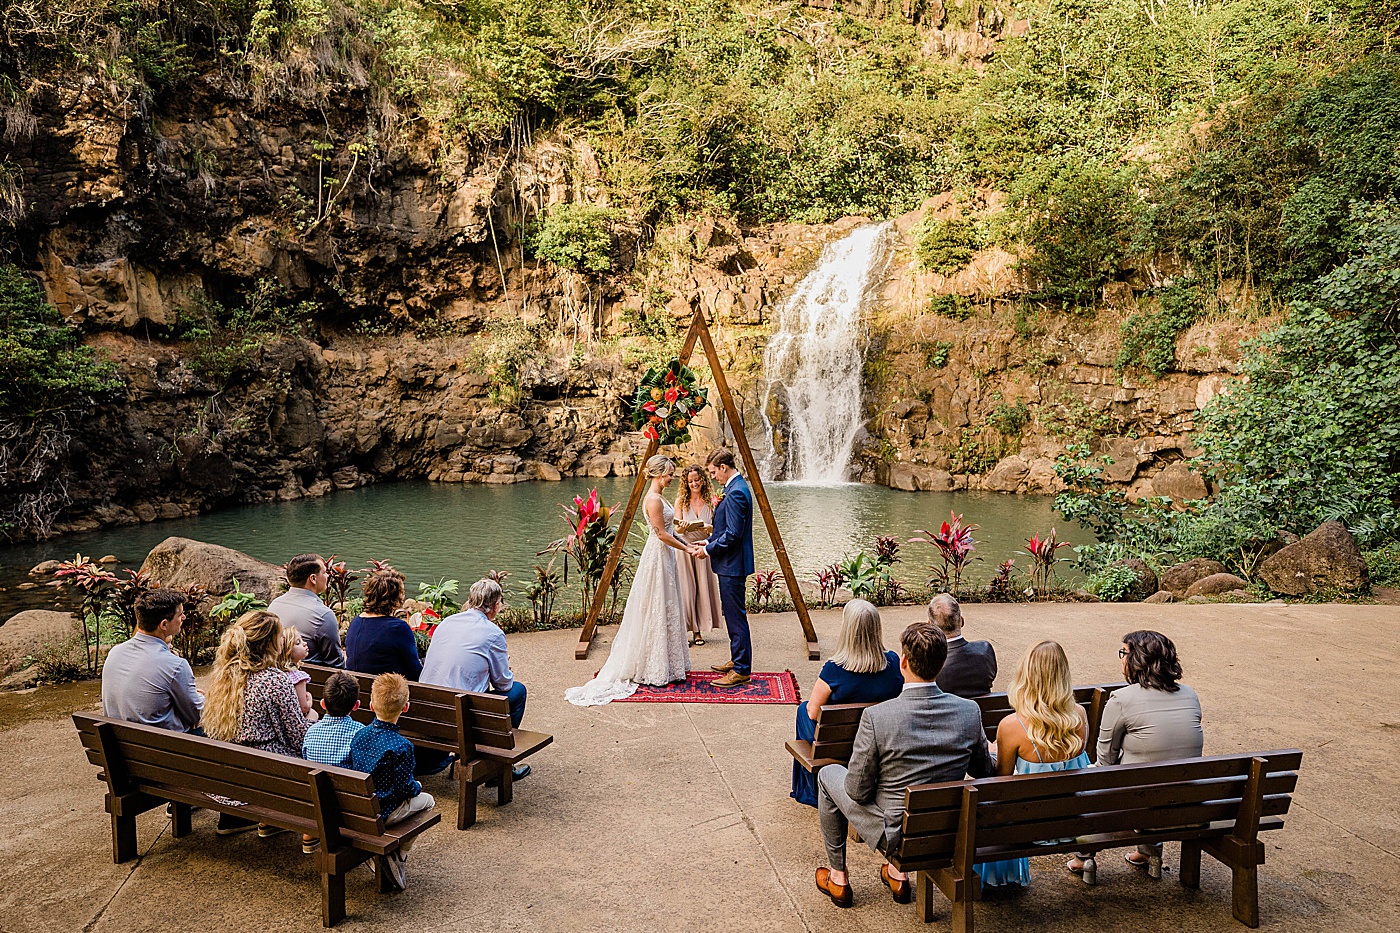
[665,370,678,384]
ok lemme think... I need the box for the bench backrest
[74,711,386,843]
[894,750,1302,866]
[810,682,1128,766]
[303,663,516,758]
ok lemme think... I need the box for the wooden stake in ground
[575,307,820,661]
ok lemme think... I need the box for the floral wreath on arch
[631,359,709,446]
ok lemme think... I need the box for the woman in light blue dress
[978,640,1090,888]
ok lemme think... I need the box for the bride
[566,455,697,706]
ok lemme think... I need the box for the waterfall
[757,222,893,484]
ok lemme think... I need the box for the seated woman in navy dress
[791,599,904,807]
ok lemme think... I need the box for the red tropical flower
[664,386,680,404]
[643,400,658,412]
[643,424,660,441]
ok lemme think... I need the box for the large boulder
[1151,462,1209,502]
[1259,520,1369,596]
[1160,558,1228,597]
[0,610,79,677]
[1185,572,1250,598]
[984,455,1030,492]
[139,537,285,601]
[1143,590,1176,604]
[1110,558,1159,601]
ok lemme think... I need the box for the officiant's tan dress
[676,500,725,635]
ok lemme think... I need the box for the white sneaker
[377,851,407,892]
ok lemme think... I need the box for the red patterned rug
[612,670,802,704]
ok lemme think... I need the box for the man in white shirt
[421,578,530,781]
[267,553,345,667]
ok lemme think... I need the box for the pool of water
[0,479,1087,617]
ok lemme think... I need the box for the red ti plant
[910,511,979,598]
[543,488,621,613]
[323,556,360,622]
[1025,529,1072,599]
[50,554,118,677]
[985,559,1019,602]
[813,562,847,608]
[872,535,901,569]
[751,569,781,611]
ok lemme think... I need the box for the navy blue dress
[791,650,904,806]
[345,614,422,680]
[344,614,454,775]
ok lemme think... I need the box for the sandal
[693,636,705,646]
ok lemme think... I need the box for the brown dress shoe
[711,670,751,687]
[815,868,853,908]
[882,864,913,904]
[711,659,734,673]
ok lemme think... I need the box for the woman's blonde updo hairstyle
[203,610,284,742]
[644,454,675,479]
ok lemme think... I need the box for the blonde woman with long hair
[791,599,903,807]
[566,455,696,705]
[979,640,1090,888]
[203,610,314,835]
[674,465,725,644]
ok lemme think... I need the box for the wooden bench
[889,750,1302,931]
[786,682,1127,776]
[304,663,553,830]
[74,712,440,927]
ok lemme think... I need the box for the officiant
[674,465,727,645]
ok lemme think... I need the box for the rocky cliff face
[3,66,1261,539]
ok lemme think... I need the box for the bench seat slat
[905,750,1302,808]
[973,772,1298,829]
[893,816,1287,868]
[93,740,383,822]
[76,717,376,795]
[973,794,1294,850]
[475,730,552,763]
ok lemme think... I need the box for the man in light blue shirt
[101,589,203,732]
[421,578,530,780]
[267,553,345,667]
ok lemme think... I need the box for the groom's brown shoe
[815,868,853,908]
[711,670,751,687]
[882,864,913,904]
[711,660,734,674]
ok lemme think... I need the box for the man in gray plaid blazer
[815,621,996,908]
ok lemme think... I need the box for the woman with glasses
[1069,630,1204,879]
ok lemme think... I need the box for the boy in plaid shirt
[299,671,365,853]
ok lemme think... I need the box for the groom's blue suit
[706,473,755,675]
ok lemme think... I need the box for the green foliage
[1010,158,1140,305]
[417,578,461,615]
[922,340,953,369]
[1086,562,1143,602]
[914,218,982,275]
[987,398,1030,436]
[1364,541,1400,588]
[530,202,620,274]
[463,318,543,406]
[1115,282,1206,378]
[839,551,888,601]
[927,293,974,320]
[0,265,120,417]
[172,280,315,384]
[1194,207,1400,547]
[210,578,269,624]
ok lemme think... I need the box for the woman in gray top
[1090,629,1204,877]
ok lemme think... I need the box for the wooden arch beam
[575,307,820,661]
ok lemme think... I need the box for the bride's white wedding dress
[566,495,691,706]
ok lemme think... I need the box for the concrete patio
[0,600,1396,932]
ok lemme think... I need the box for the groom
[703,447,755,687]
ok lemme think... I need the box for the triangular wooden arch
[575,306,821,661]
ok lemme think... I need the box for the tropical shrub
[0,266,119,417]
[914,218,981,275]
[530,203,620,274]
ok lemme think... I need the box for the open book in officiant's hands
[675,520,713,537]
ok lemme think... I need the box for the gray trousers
[817,765,889,872]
